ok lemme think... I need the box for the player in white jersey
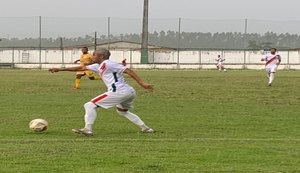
[215,55,226,71]
[49,49,154,136]
[261,48,281,86]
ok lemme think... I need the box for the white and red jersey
[263,53,281,68]
[87,59,134,92]
[215,57,225,65]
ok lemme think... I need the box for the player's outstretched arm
[123,68,154,90]
[277,55,282,65]
[49,66,87,73]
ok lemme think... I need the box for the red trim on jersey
[100,63,106,76]
[91,94,108,103]
[266,56,278,66]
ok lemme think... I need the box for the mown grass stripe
[0,138,299,142]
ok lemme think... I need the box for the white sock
[269,73,275,84]
[117,111,147,129]
[84,102,97,131]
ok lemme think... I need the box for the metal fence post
[177,17,181,69]
[39,16,42,69]
[60,37,65,68]
[243,50,247,69]
[12,48,15,68]
[287,50,290,70]
[243,18,248,70]
[108,17,110,49]
[130,49,133,69]
[198,50,202,69]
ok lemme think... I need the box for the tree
[247,40,261,49]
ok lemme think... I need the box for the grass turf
[0,69,299,172]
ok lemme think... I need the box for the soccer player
[73,47,100,89]
[261,48,281,86]
[215,55,226,71]
[49,49,154,136]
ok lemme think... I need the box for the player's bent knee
[116,109,128,116]
[116,107,128,112]
[84,102,97,109]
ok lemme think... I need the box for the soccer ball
[29,119,48,132]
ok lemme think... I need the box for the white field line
[0,138,299,142]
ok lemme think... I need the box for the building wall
[1,49,300,69]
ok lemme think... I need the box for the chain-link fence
[1,17,300,69]
[1,48,299,70]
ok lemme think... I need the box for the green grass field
[0,69,299,172]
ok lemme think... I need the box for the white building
[1,41,300,69]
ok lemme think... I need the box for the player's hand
[48,68,60,73]
[141,82,154,90]
[121,59,127,66]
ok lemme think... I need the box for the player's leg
[86,70,100,80]
[72,92,112,136]
[88,76,101,80]
[116,108,154,133]
[221,65,226,71]
[267,66,277,86]
[266,72,271,86]
[218,64,222,71]
[265,68,271,85]
[268,72,275,86]
[268,66,277,86]
[72,101,97,136]
[74,73,84,89]
[116,93,154,133]
[83,102,98,131]
[73,92,123,135]
[269,65,277,84]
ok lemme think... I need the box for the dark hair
[270,48,277,51]
[82,47,88,49]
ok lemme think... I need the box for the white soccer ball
[29,119,48,132]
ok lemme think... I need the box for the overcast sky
[0,0,299,20]
[1,0,300,38]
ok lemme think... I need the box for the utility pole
[94,32,97,51]
[141,0,149,64]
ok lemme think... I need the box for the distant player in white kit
[261,48,281,86]
[49,49,154,136]
[215,55,226,71]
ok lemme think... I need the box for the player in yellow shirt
[73,47,100,89]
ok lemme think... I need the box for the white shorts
[217,62,223,67]
[265,65,278,73]
[90,90,136,110]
